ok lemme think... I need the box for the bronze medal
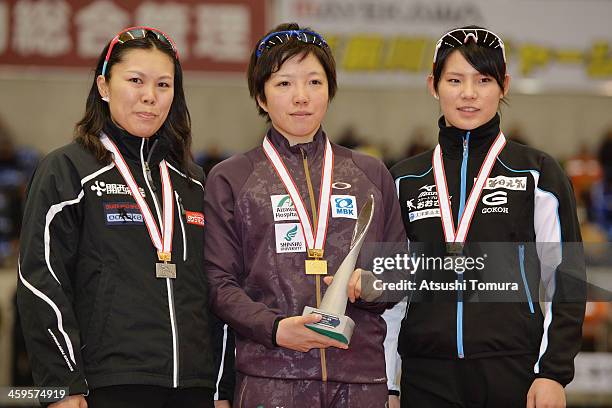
[156,262,177,279]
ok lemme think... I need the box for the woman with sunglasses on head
[389,26,585,407]
[204,23,406,407]
[17,27,218,408]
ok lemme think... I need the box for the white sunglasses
[433,28,506,64]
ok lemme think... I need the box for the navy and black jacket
[389,114,585,387]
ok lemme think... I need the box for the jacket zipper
[140,139,179,388]
[175,192,188,262]
[300,148,328,382]
[518,244,535,314]
[456,131,470,359]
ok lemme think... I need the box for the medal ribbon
[263,136,333,253]
[433,132,506,244]
[100,134,174,257]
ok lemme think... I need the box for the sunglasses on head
[102,26,179,77]
[256,29,328,58]
[433,28,506,66]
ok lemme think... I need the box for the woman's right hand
[275,314,349,352]
[49,395,87,408]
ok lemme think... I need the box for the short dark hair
[432,25,506,93]
[247,22,337,119]
[75,30,193,176]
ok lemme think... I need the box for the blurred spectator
[0,117,39,265]
[194,145,229,176]
[403,126,431,159]
[336,125,361,150]
[336,125,384,161]
[565,143,602,210]
[507,124,529,145]
[591,128,612,241]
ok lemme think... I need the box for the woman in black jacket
[17,27,217,408]
[389,26,585,408]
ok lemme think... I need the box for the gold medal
[305,258,328,275]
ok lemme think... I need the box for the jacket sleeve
[533,154,586,386]
[16,153,88,395]
[211,314,236,401]
[204,160,283,349]
[382,299,406,395]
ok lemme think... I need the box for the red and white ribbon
[433,132,506,243]
[100,134,174,256]
[263,136,333,252]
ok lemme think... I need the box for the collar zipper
[456,130,470,359]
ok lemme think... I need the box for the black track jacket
[17,125,217,395]
[390,115,585,386]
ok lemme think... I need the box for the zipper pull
[177,194,186,216]
[144,162,156,192]
[463,131,470,156]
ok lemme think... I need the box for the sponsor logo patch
[275,223,306,253]
[331,195,357,219]
[408,208,441,222]
[482,191,508,206]
[104,202,143,225]
[270,194,299,221]
[185,211,205,227]
[406,184,447,222]
[92,180,146,197]
[481,191,509,214]
[480,176,527,191]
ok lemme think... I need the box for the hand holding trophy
[302,195,375,345]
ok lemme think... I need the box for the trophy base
[302,306,355,345]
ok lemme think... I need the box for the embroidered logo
[332,181,352,190]
[91,180,145,197]
[481,191,509,214]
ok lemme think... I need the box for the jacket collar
[267,126,326,160]
[438,114,501,160]
[103,120,170,166]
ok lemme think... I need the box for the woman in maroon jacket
[204,23,406,408]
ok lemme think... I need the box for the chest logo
[406,184,448,222]
[275,223,306,253]
[332,181,352,190]
[482,191,508,206]
[481,176,527,191]
[91,180,145,198]
[186,211,205,227]
[104,202,144,225]
[331,195,358,219]
[481,191,509,214]
[271,194,299,221]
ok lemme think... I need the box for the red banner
[0,0,267,73]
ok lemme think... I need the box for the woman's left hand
[526,378,566,408]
